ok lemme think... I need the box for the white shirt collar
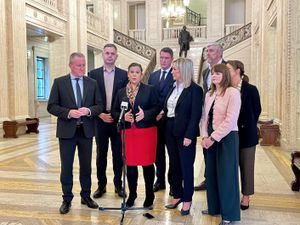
[208,58,223,70]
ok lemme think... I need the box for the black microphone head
[120,96,129,110]
[122,96,129,102]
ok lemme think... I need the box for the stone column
[146,0,162,44]
[207,0,225,39]
[5,0,29,120]
[0,0,9,121]
[77,0,88,56]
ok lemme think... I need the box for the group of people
[48,41,261,225]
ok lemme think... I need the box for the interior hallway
[0,119,299,225]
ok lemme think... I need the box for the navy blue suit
[148,69,174,186]
[164,82,203,202]
[88,66,128,189]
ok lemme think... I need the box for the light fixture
[183,0,190,7]
[161,0,187,19]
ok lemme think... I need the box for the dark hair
[210,64,231,96]
[226,60,249,82]
[160,47,173,58]
[128,62,143,73]
[103,43,117,51]
[69,52,85,64]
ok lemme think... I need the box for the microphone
[118,98,129,125]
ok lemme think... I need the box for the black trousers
[154,120,172,186]
[59,127,93,202]
[165,119,196,202]
[94,120,123,188]
[127,164,155,199]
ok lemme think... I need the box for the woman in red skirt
[112,62,161,208]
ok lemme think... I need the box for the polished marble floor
[0,120,299,225]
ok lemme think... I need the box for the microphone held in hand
[118,98,129,125]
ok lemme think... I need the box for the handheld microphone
[118,98,129,125]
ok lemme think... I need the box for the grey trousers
[239,146,256,195]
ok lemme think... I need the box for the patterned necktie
[75,78,82,107]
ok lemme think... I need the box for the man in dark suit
[148,47,174,195]
[47,52,103,214]
[195,43,226,191]
[88,43,128,198]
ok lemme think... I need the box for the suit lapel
[155,70,161,84]
[64,74,77,106]
[133,83,144,110]
[82,76,89,105]
[176,86,189,107]
[112,67,121,99]
[164,69,173,84]
[164,85,175,109]
[99,68,107,108]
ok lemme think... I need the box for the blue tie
[75,78,82,107]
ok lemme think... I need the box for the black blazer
[47,74,103,139]
[238,81,261,148]
[148,68,174,108]
[164,82,203,139]
[88,66,128,112]
[112,83,161,129]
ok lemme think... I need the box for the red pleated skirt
[122,125,157,166]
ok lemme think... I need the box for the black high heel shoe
[240,203,249,210]
[180,202,192,216]
[240,197,250,210]
[165,199,182,209]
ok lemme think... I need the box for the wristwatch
[210,136,215,142]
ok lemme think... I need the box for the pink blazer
[200,87,241,142]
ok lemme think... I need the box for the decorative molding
[266,0,278,27]
[25,4,66,36]
[87,32,108,50]
[266,0,276,11]
[25,0,66,18]
[216,23,252,50]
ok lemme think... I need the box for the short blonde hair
[173,58,194,88]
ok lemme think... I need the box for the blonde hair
[173,58,194,88]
